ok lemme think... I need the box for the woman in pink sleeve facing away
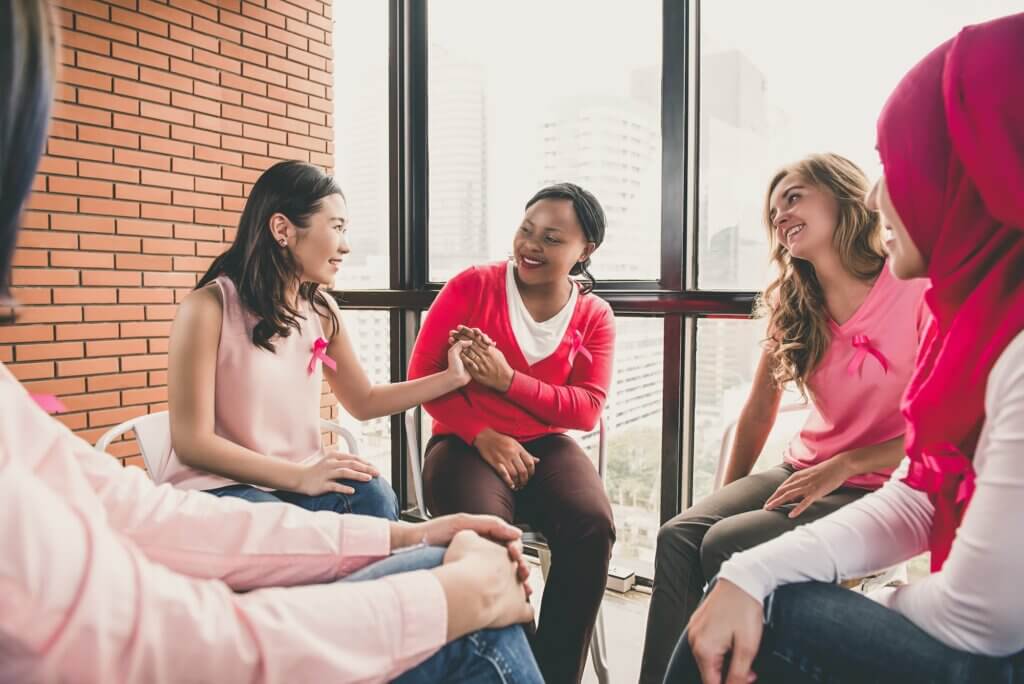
[409,183,616,683]
[0,3,543,682]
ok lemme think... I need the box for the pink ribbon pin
[30,394,67,414]
[568,330,592,366]
[308,337,337,375]
[847,335,890,377]
[904,442,976,505]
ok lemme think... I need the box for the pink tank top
[163,276,326,491]
[784,267,928,489]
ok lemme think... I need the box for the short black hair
[0,0,57,321]
[525,182,606,294]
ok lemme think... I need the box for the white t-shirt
[506,261,578,366]
[718,329,1024,657]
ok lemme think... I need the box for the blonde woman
[639,153,928,683]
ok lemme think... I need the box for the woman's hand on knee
[473,429,538,490]
[295,453,378,496]
[687,579,763,684]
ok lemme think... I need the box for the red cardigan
[408,262,615,444]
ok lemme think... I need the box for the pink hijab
[877,13,1024,571]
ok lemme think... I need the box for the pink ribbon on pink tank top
[30,394,67,414]
[308,337,337,375]
[847,335,889,377]
[568,330,592,366]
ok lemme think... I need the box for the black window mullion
[660,314,684,524]
[661,0,688,292]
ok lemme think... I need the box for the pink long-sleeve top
[0,362,447,683]
[408,261,615,445]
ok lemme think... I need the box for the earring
[279,239,287,247]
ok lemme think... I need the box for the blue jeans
[206,477,400,521]
[665,581,1024,683]
[344,546,543,684]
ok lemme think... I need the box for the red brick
[58,356,119,377]
[62,391,122,412]
[140,203,194,223]
[144,270,197,288]
[286,17,325,44]
[80,234,142,253]
[173,256,214,272]
[141,66,193,94]
[170,57,219,85]
[81,270,141,287]
[195,112,243,135]
[88,371,148,391]
[111,7,170,37]
[76,14,137,45]
[149,369,168,385]
[53,287,118,304]
[220,42,268,69]
[80,198,141,218]
[287,103,326,125]
[265,144,308,162]
[149,338,170,354]
[51,251,114,269]
[169,24,219,52]
[219,10,266,37]
[270,53,309,79]
[22,377,86,396]
[241,3,288,30]
[63,31,111,56]
[138,0,192,28]
[78,88,140,115]
[113,113,170,138]
[193,209,238,226]
[192,48,241,75]
[270,0,306,22]
[60,0,110,19]
[50,176,114,198]
[79,161,140,183]
[116,254,173,271]
[114,78,171,105]
[145,305,178,320]
[87,339,148,357]
[221,165,261,184]
[89,404,149,428]
[196,241,226,257]
[116,218,175,238]
[62,65,113,91]
[52,213,117,234]
[0,324,55,344]
[139,32,193,61]
[12,250,47,268]
[268,25,307,50]
[140,169,194,191]
[139,136,192,159]
[170,124,219,148]
[192,15,241,43]
[269,84,309,107]
[171,157,221,178]
[242,123,286,144]
[9,361,56,381]
[123,386,169,405]
[222,196,247,212]
[56,322,120,341]
[287,75,326,99]
[308,68,331,88]
[49,138,113,162]
[116,183,172,205]
[193,81,241,106]
[84,305,146,322]
[121,321,172,338]
[143,237,195,255]
[78,51,139,80]
[119,287,175,304]
[242,92,286,116]
[115,148,172,171]
[221,72,267,97]
[139,101,194,127]
[78,124,140,150]
[242,31,286,58]
[17,230,78,250]
[56,413,89,431]
[194,145,242,166]
[194,177,242,196]
[121,354,168,371]
[37,156,78,176]
[222,134,267,155]
[15,342,82,362]
[10,305,83,324]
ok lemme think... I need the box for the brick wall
[3,0,336,466]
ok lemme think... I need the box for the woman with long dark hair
[164,160,471,518]
[0,3,542,681]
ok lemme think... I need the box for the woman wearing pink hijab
[669,12,1024,684]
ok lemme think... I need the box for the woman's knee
[699,517,750,580]
[348,476,400,520]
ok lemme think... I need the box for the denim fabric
[205,476,400,521]
[344,546,543,684]
[665,581,1024,683]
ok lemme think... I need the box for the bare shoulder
[175,282,223,330]
[315,288,346,338]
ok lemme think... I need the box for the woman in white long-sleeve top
[672,12,1024,684]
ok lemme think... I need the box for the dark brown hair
[196,160,343,351]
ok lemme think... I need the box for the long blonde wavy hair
[757,153,885,396]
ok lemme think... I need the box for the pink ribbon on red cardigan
[307,337,337,375]
[30,394,67,414]
[904,442,976,505]
[847,335,890,377]
[568,330,592,366]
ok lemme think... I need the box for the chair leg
[590,605,610,683]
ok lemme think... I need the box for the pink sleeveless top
[163,276,326,491]
[783,267,928,489]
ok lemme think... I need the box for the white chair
[95,410,359,484]
[715,401,908,591]
[405,408,611,684]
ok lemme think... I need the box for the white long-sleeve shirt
[718,330,1024,657]
[0,362,447,683]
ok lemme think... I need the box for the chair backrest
[96,411,173,481]
[96,411,358,484]
[713,401,810,491]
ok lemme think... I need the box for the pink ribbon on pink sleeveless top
[568,330,592,366]
[904,442,976,505]
[30,394,67,414]
[307,337,337,375]
[847,335,890,377]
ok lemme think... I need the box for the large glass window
[696,0,1021,291]
[334,1,389,289]
[427,0,662,282]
